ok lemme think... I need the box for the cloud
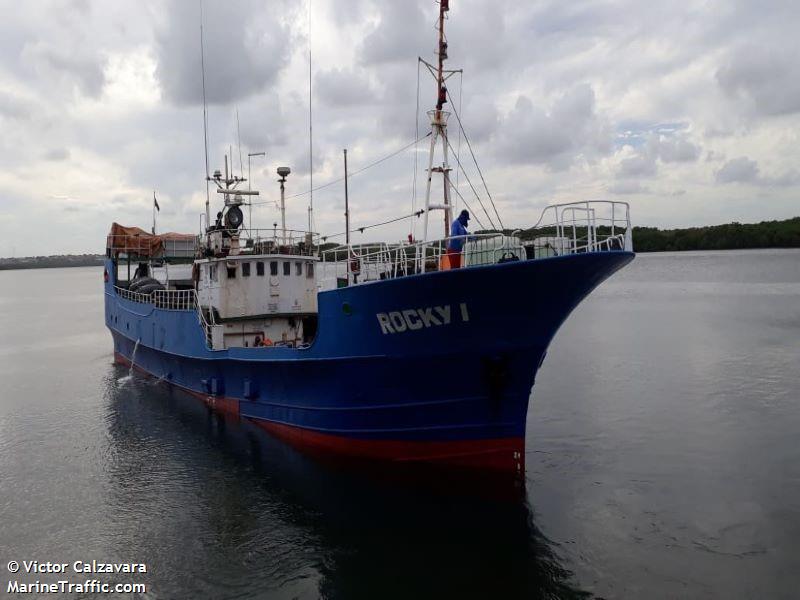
[315,68,376,107]
[715,157,800,187]
[154,0,292,106]
[360,0,428,65]
[617,154,657,178]
[716,157,759,184]
[44,148,71,161]
[495,85,611,170]
[2,0,800,256]
[717,45,800,117]
[648,134,700,163]
[608,181,650,195]
[611,125,700,188]
[0,91,34,120]
[21,39,106,97]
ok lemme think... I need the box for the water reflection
[102,364,588,599]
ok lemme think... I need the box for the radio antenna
[200,0,211,230]
[307,0,314,233]
[236,108,244,178]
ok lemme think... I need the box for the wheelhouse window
[227,266,236,278]
[256,261,264,276]
[295,262,302,276]
[210,265,218,282]
[242,262,251,277]
[270,261,278,276]
[306,262,314,278]
[283,261,291,276]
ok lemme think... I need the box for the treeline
[632,217,800,252]
[511,217,800,252]
[0,254,105,270]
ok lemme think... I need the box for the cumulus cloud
[360,0,428,65]
[648,133,700,163]
[155,0,292,106]
[44,148,71,161]
[315,68,377,107]
[611,124,700,190]
[608,181,650,195]
[21,40,105,97]
[617,154,657,178]
[1,0,800,256]
[715,156,800,187]
[495,84,611,170]
[0,91,33,120]
[717,45,800,117]
[716,157,759,184]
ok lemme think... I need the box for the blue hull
[105,251,633,471]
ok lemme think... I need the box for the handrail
[114,285,217,348]
[527,200,632,254]
[109,227,322,259]
[204,227,320,257]
[319,231,523,286]
[318,200,631,287]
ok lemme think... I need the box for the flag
[153,192,160,212]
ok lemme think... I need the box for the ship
[104,0,634,474]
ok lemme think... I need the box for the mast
[343,148,351,280]
[421,0,457,242]
[277,167,291,244]
[308,0,314,234]
[200,1,211,231]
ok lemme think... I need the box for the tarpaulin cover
[106,223,196,257]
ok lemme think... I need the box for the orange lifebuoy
[263,338,273,346]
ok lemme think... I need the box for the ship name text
[376,303,469,335]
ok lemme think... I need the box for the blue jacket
[448,218,469,251]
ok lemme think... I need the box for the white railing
[319,201,631,287]
[105,233,198,259]
[204,227,320,257]
[108,227,322,260]
[526,200,632,257]
[152,289,196,311]
[114,285,219,348]
[115,285,196,310]
[319,232,524,287]
[114,286,154,304]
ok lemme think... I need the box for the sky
[0,0,798,256]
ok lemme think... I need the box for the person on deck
[446,209,471,268]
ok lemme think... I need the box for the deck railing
[113,286,217,348]
[526,200,632,256]
[108,227,321,260]
[319,232,525,287]
[204,227,320,257]
[319,200,632,287]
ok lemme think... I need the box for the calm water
[1,249,799,599]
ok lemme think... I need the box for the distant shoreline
[512,216,800,253]
[628,217,800,253]
[0,255,105,271]
[2,217,798,270]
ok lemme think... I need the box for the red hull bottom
[253,420,524,474]
[114,352,525,474]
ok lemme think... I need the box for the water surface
[1,250,798,598]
